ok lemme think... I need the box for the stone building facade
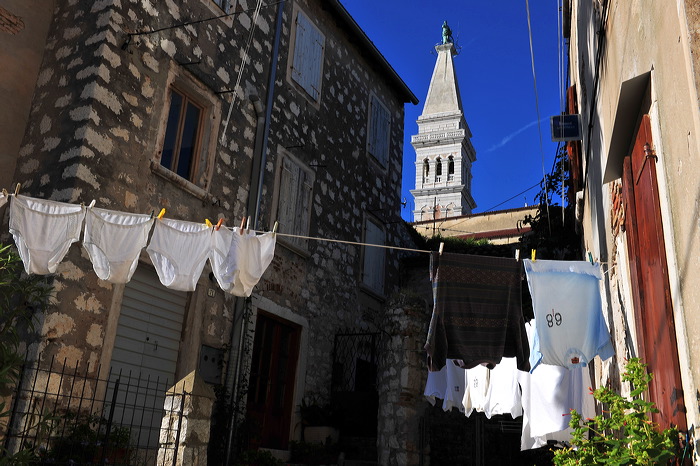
[567,0,700,460]
[0,0,417,460]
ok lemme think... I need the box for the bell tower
[410,23,476,222]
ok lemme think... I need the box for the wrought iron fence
[2,356,186,465]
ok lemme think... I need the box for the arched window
[448,156,455,181]
[435,158,442,181]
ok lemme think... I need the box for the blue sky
[341,1,566,221]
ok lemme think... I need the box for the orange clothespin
[157,208,166,219]
[205,219,213,228]
[215,218,224,231]
[531,249,536,262]
[439,242,444,255]
[239,216,246,235]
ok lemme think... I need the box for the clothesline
[247,229,434,255]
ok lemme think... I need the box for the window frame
[367,93,391,167]
[153,63,221,197]
[361,214,386,296]
[288,7,325,103]
[270,147,315,256]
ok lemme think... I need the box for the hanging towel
[9,195,85,275]
[146,218,212,291]
[483,357,523,419]
[425,252,530,372]
[83,207,154,284]
[523,259,614,371]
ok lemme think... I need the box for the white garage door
[108,266,188,447]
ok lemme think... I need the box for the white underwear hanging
[9,194,85,275]
[209,226,235,293]
[83,207,154,284]
[146,218,212,291]
[226,230,276,297]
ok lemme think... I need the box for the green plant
[553,358,682,465]
[0,243,52,464]
[233,448,284,465]
[298,395,339,428]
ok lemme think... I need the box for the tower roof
[421,43,464,117]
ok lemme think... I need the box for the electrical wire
[525,0,551,234]
[220,0,265,142]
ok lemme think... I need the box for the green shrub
[553,358,682,465]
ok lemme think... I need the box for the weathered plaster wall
[570,0,700,455]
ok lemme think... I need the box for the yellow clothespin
[157,208,166,219]
[272,221,278,234]
[531,249,536,262]
[439,242,445,255]
[14,183,20,196]
[215,218,224,231]
[239,216,246,235]
[205,218,213,228]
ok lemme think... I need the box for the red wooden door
[622,114,686,430]
[246,312,301,449]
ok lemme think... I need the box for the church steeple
[410,23,476,222]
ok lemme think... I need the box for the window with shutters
[272,151,314,254]
[362,216,385,295]
[289,9,324,102]
[154,63,220,194]
[367,94,391,166]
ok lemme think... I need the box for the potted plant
[298,396,340,445]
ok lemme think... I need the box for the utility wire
[525,0,551,235]
[221,0,265,141]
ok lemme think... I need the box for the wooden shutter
[292,11,324,100]
[622,114,686,430]
[277,157,311,250]
[368,96,390,166]
[362,218,385,293]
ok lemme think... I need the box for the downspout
[251,0,285,229]
[224,1,284,462]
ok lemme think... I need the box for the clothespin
[205,218,213,228]
[157,208,166,219]
[531,249,536,262]
[215,218,224,231]
[239,216,246,235]
[272,221,278,234]
[14,183,20,196]
[439,242,444,255]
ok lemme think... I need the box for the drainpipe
[224,1,285,462]
[251,0,285,230]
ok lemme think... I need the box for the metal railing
[2,357,186,465]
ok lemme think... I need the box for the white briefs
[147,218,212,291]
[83,207,154,284]
[9,195,85,275]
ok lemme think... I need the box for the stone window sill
[150,161,216,204]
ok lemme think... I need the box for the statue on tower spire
[441,21,453,45]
